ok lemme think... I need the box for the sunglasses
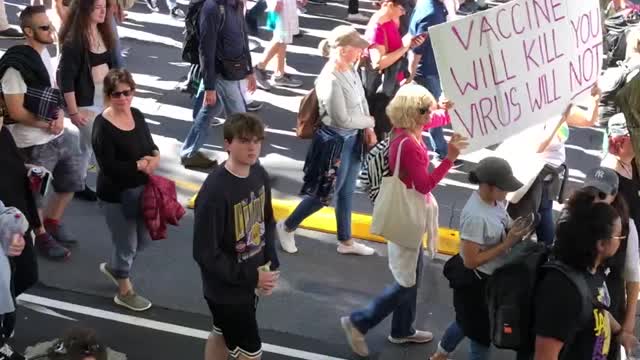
[31,24,53,32]
[110,89,133,98]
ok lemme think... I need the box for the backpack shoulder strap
[543,261,593,329]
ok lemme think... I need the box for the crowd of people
[0,0,638,359]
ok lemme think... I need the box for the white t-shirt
[460,191,512,275]
[2,48,61,148]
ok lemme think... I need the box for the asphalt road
[0,0,614,359]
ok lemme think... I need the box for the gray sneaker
[114,291,152,312]
[253,66,272,91]
[272,74,303,88]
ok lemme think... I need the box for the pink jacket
[388,110,453,195]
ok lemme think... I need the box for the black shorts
[206,297,262,359]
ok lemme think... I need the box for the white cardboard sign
[430,0,602,152]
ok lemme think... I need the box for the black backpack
[486,241,592,353]
[182,0,225,64]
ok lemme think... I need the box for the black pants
[348,0,358,14]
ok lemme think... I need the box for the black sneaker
[247,101,263,112]
[171,7,185,18]
[75,185,97,202]
[0,28,24,40]
[0,343,25,360]
[181,152,218,169]
[145,0,159,11]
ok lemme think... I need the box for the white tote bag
[370,138,428,249]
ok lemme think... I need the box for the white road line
[18,294,348,360]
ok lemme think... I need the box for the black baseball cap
[471,157,523,192]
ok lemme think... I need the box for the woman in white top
[507,85,601,246]
[277,26,378,256]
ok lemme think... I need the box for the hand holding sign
[446,133,469,162]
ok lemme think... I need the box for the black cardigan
[57,41,114,108]
[0,127,41,231]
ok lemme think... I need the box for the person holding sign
[362,0,426,140]
[408,0,461,166]
[340,83,467,357]
[506,84,601,246]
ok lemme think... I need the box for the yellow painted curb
[179,181,460,255]
[272,199,460,255]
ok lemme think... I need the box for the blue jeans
[284,132,360,241]
[111,13,124,68]
[416,75,447,159]
[350,254,423,338]
[536,192,554,247]
[439,321,491,360]
[180,79,247,158]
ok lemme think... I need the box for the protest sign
[430,0,602,152]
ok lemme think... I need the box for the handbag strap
[392,137,410,177]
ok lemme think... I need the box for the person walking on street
[180,0,256,169]
[0,5,83,260]
[252,0,303,90]
[363,0,426,140]
[430,158,529,360]
[193,113,279,360]
[408,0,457,165]
[277,26,377,256]
[341,84,467,357]
[92,69,159,312]
[58,0,116,202]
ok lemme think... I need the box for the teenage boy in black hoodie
[193,112,279,360]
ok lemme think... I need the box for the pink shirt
[365,20,404,81]
[388,112,453,195]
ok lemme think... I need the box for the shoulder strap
[393,137,410,177]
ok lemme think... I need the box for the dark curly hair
[553,190,620,271]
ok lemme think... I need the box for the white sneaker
[340,316,369,357]
[277,221,298,254]
[347,13,368,22]
[388,330,434,344]
[337,241,375,256]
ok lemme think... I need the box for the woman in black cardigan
[57,0,116,201]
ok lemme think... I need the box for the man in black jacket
[0,6,81,260]
[193,113,278,360]
[180,0,257,169]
